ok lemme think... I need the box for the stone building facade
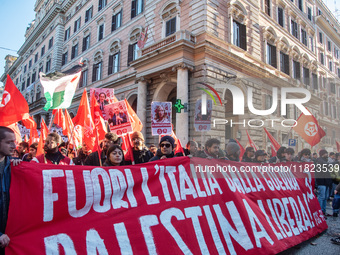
[1,0,340,152]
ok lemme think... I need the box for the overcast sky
[0,0,339,87]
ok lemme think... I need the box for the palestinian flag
[40,65,82,111]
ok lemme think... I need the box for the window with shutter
[165,17,176,36]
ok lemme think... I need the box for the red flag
[53,109,66,130]
[270,144,277,157]
[40,119,49,141]
[73,89,96,152]
[264,128,281,152]
[125,99,143,132]
[123,134,135,164]
[293,112,326,147]
[0,75,29,126]
[7,123,22,144]
[90,93,106,140]
[24,135,28,143]
[246,131,258,151]
[337,141,340,153]
[137,26,148,49]
[235,139,245,160]
[174,138,185,155]
[36,120,49,156]
[29,128,39,146]
[22,114,37,129]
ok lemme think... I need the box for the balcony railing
[141,30,195,56]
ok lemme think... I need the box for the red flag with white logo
[0,75,29,126]
[293,112,325,147]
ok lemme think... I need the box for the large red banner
[6,158,327,254]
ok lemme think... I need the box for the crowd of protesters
[1,126,340,251]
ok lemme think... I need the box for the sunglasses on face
[160,143,171,148]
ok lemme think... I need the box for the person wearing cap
[225,142,240,161]
[126,131,153,164]
[254,150,268,163]
[84,132,119,166]
[241,147,255,162]
[314,149,332,216]
[149,136,176,162]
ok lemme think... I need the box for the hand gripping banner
[6,158,327,254]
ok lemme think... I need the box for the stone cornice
[18,4,62,56]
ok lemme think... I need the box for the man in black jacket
[315,149,333,216]
[126,131,153,164]
[241,147,255,162]
[84,132,119,166]
[149,136,176,162]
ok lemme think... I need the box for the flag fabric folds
[235,139,245,161]
[246,131,258,151]
[40,71,81,111]
[125,99,143,132]
[137,26,148,49]
[72,89,96,152]
[293,112,326,147]
[0,75,29,126]
[53,109,66,130]
[7,123,22,143]
[264,128,281,153]
[36,119,48,156]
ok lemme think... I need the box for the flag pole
[48,110,57,131]
[68,126,78,158]
[96,130,102,167]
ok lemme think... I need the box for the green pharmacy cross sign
[174,99,185,113]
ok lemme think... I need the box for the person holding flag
[125,131,153,165]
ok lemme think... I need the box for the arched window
[127,27,142,65]
[92,51,103,82]
[161,2,179,37]
[108,40,121,75]
[230,1,247,50]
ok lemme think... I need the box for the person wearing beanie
[225,142,240,161]
[314,149,332,216]
[241,147,255,162]
[149,136,176,162]
[126,131,153,164]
